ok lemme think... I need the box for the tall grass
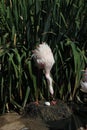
[0,0,87,113]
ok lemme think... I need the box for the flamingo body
[80,80,87,93]
[32,42,55,95]
[80,68,87,93]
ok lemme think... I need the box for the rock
[21,127,29,130]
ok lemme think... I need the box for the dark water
[49,114,87,130]
[48,103,87,130]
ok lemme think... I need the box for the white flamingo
[32,42,56,105]
[80,68,87,93]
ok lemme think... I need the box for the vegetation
[0,0,87,113]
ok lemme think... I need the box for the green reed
[0,0,87,113]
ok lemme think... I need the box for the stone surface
[0,100,87,130]
[0,112,49,130]
[0,100,72,130]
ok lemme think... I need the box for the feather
[32,42,55,95]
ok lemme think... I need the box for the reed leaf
[0,0,87,113]
[22,86,30,108]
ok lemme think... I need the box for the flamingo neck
[45,73,54,95]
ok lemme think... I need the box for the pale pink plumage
[32,42,55,96]
[80,68,87,93]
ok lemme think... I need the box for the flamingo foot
[50,95,57,105]
[32,101,39,105]
[51,100,57,105]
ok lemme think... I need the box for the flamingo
[80,68,87,93]
[32,42,56,105]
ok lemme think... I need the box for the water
[0,102,87,130]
